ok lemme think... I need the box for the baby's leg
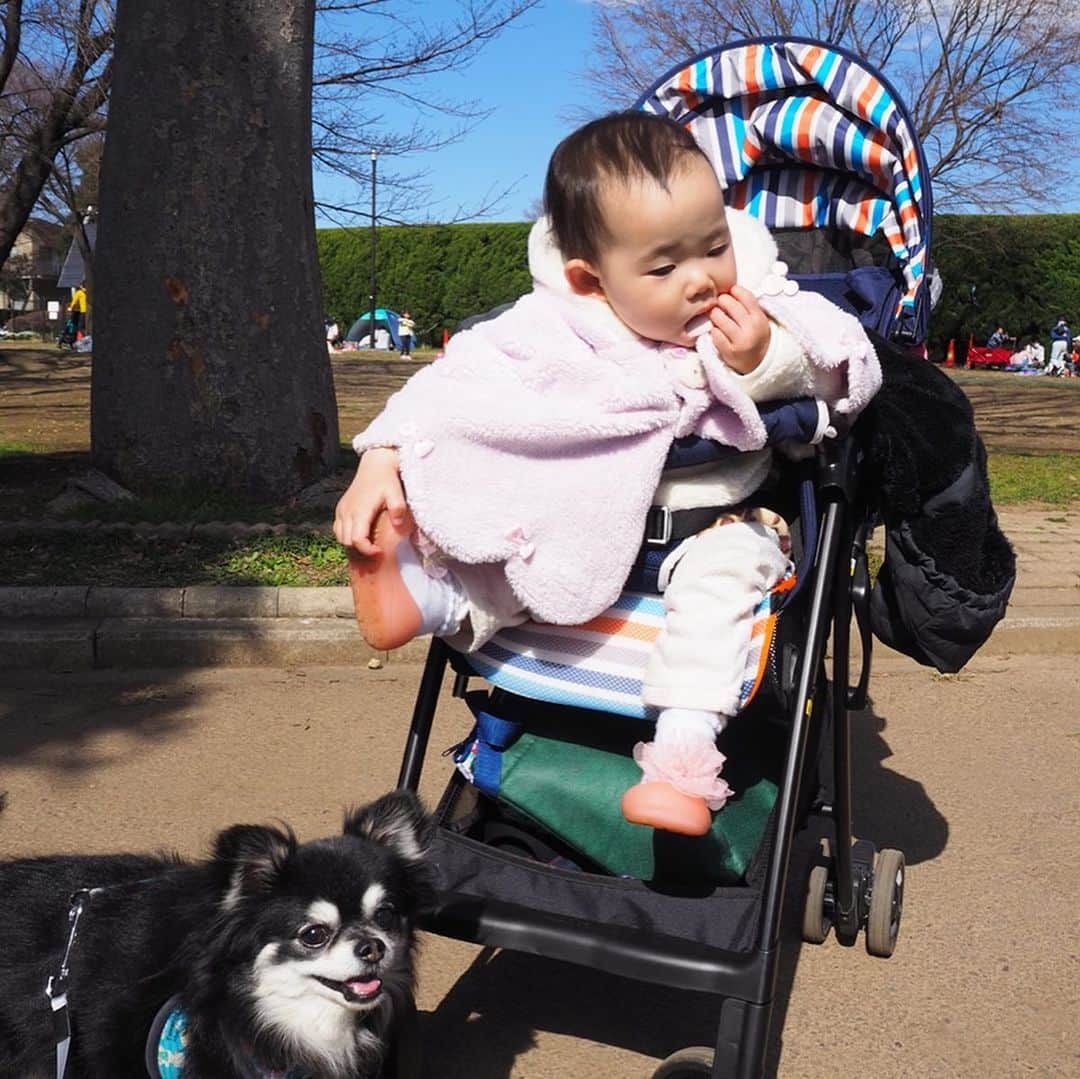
[643,517,790,713]
[622,517,790,834]
[348,510,467,650]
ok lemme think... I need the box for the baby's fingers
[383,481,408,528]
[349,510,383,556]
[334,499,381,555]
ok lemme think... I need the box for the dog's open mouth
[313,975,383,1003]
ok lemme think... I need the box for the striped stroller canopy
[638,38,932,342]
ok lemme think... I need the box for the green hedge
[928,214,1080,359]
[317,221,532,347]
[317,214,1080,358]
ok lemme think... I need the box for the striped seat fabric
[467,576,794,720]
[638,38,931,342]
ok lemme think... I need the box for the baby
[335,112,879,836]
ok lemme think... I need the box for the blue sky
[314,1,603,226]
[313,2,1080,226]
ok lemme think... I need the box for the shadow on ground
[0,668,199,777]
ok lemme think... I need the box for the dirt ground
[2,655,1077,1078]
[2,346,1079,457]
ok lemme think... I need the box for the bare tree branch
[308,0,539,225]
[0,0,112,265]
[1,0,538,262]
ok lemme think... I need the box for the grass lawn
[0,530,349,588]
[3,445,1076,588]
[1,441,355,587]
[987,453,1080,505]
[2,346,1077,588]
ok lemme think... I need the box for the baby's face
[587,155,736,346]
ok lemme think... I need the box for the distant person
[1008,341,1033,370]
[325,316,341,351]
[987,325,1010,348]
[1048,317,1071,374]
[1030,340,1045,368]
[398,310,416,358]
[68,281,88,337]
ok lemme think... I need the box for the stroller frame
[394,436,890,1078]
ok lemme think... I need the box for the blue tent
[346,308,401,350]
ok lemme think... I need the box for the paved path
[1,655,1076,1077]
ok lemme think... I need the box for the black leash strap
[40,874,168,1079]
[44,888,101,1079]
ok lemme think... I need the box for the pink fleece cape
[356,212,880,625]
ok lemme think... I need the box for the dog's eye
[298,924,332,949]
[372,906,398,930]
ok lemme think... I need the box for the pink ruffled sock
[633,708,733,811]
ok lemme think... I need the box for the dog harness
[147,995,310,1079]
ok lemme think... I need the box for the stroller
[57,313,79,350]
[391,37,933,1078]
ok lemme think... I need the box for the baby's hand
[709,285,770,375]
[333,447,406,556]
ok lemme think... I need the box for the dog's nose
[355,936,385,963]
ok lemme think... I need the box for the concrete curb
[0,585,434,670]
[0,585,354,620]
[1,584,1077,670]
[0,615,434,671]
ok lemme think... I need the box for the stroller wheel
[801,837,832,944]
[651,1046,715,1077]
[866,848,905,958]
[802,864,832,944]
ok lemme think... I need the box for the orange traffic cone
[944,338,955,367]
[442,328,450,346]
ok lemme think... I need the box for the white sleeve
[729,321,815,403]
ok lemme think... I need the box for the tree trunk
[92,0,338,498]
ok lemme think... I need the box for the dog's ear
[344,790,434,864]
[213,823,296,906]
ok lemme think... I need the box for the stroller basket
[450,691,783,886]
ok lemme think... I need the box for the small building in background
[0,219,69,327]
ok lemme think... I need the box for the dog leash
[43,878,162,1079]
[44,887,103,1079]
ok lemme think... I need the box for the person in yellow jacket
[68,281,88,337]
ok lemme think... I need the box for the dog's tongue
[346,977,381,998]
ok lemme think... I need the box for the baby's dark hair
[543,111,710,263]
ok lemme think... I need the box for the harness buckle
[645,505,673,546]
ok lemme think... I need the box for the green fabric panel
[495,723,779,885]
